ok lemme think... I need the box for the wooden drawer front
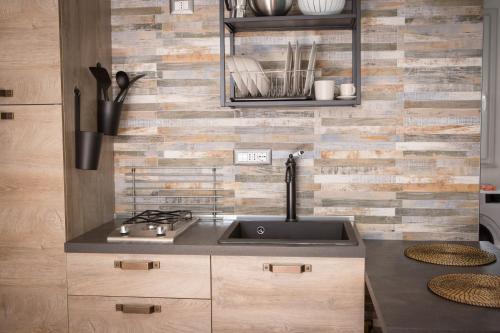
[68,296,211,333]
[0,0,61,104]
[212,256,365,333]
[67,253,211,299]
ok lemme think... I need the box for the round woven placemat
[404,243,496,266]
[428,274,500,308]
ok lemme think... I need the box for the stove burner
[124,210,192,225]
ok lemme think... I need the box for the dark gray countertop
[365,240,500,333]
[65,220,365,258]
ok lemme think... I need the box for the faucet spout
[285,151,302,222]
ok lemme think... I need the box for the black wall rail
[75,87,103,170]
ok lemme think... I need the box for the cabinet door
[0,0,61,104]
[69,296,211,333]
[0,105,67,333]
[67,253,211,299]
[212,256,365,333]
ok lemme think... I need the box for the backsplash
[112,0,482,240]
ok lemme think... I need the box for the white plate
[283,42,293,96]
[242,57,270,97]
[227,56,249,97]
[304,42,317,96]
[292,41,301,96]
[336,95,357,100]
[233,56,259,97]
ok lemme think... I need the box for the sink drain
[257,226,265,235]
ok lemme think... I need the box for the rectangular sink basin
[218,218,358,246]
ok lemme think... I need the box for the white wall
[482,0,500,185]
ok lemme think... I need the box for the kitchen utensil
[303,42,317,96]
[283,42,293,96]
[227,56,249,96]
[118,73,146,103]
[297,0,346,15]
[74,87,102,170]
[292,41,301,96]
[89,66,112,100]
[248,0,293,16]
[314,80,335,100]
[225,0,237,17]
[114,71,130,103]
[340,83,356,96]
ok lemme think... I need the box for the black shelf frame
[219,0,361,108]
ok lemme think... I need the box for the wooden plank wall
[111,0,482,240]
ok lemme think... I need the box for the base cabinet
[68,296,211,333]
[212,256,365,333]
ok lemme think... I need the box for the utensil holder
[98,100,123,136]
[75,88,103,170]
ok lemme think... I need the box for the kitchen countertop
[365,240,500,333]
[65,219,365,258]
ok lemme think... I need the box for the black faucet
[285,151,304,222]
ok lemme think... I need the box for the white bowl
[297,0,346,15]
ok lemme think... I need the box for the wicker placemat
[404,243,496,266]
[428,274,500,308]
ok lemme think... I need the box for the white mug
[340,83,356,96]
[314,80,335,101]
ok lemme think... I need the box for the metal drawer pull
[0,112,14,120]
[0,90,13,97]
[263,263,312,273]
[114,260,160,270]
[115,304,161,314]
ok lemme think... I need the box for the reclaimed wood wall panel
[111,0,482,240]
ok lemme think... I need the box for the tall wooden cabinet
[0,1,114,332]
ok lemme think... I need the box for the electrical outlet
[170,0,193,14]
[234,149,272,165]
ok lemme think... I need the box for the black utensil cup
[98,99,123,136]
[75,88,103,170]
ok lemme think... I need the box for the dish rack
[231,70,314,101]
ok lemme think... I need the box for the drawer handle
[114,260,160,270]
[263,263,312,274]
[115,304,161,314]
[0,90,13,97]
[0,112,14,120]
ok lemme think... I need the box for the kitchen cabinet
[0,0,62,105]
[67,253,211,299]
[212,256,365,333]
[0,1,113,332]
[68,296,211,333]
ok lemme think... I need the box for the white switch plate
[234,149,272,165]
[170,0,193,14]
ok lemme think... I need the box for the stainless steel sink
[218,217,358,246]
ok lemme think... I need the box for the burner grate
[124,210,192,225]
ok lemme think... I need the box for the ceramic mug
[340,83,356,96]
[314,80,335,100]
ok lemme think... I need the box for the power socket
[170,0,193,14]
[234,149,272,165]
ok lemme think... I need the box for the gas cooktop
[107,210,199,244]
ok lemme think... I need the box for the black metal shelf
[226,99,357,108]
[219,0,361,108]
[224,14,356,33]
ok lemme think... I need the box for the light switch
[170,0,194,14]
[234,149,272,165]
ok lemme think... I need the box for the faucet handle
[292,150,304,158]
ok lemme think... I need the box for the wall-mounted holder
[98,100,123,136]
[91,63,144,136]
[75,88,103,170]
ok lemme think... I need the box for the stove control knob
[156,226,166,236]
[120,225,129,235]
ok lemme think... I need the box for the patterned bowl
[297,0,346,15]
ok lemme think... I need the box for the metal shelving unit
[219,0,361,108]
